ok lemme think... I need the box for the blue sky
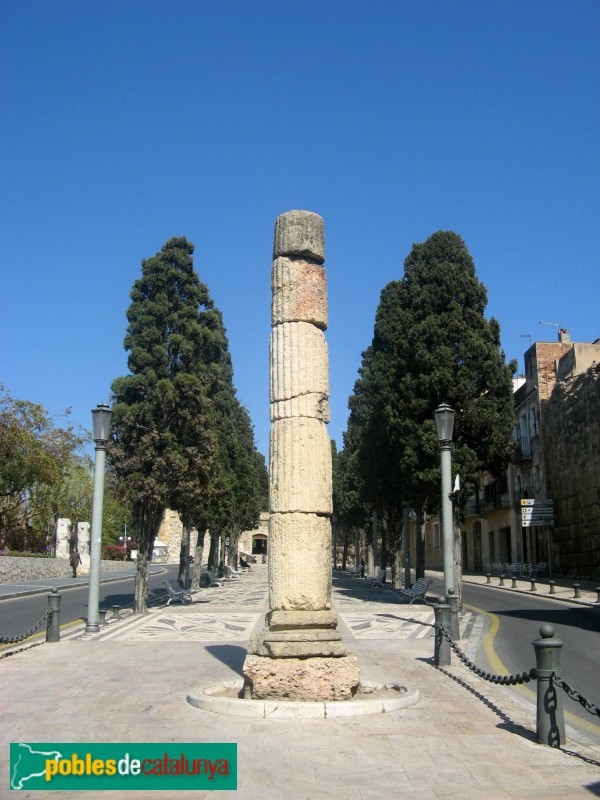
[1,0,599,459]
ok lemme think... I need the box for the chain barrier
[436,623,536,685]
[551,673,600,718]
[0,608,51,644]
[436,623,600,716]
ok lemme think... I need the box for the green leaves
[344,230,515,519]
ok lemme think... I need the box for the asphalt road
[0,565,180,641]
[455,579,600,745]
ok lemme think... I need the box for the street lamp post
[85,403,112,633]
[434,403,455,599]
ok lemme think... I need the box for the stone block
[269,418,332,514]
[263,639,348,658]
[273,210,325,263]
[271,257,328,328]
[243,653,360,701]
[267,610,337,629]
[270,393,330,423]
[270,322,329,402]
[268,513,332,610]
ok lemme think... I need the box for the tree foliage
[344,231,516,578]
[0,386,87,550]
[109,237,266,609]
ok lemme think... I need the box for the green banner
[10,742,237,791]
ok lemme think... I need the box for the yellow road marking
[465,602,600,739]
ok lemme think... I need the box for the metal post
[532,624,565,747]
[112,605,122,620]
[595,587,600,604]
[403,505,411,590]
[530,578,537,592]
[433,597,451,666]
[98,609,108,625]
[85,442,107,633]
[46,588,61,642]
[499,574,505,587]
[511,577,518,589]
[485,573,491,585]
[446,588,460,640]
[440,444,453,597]
[548,580,556,595]
[573,583,581,599]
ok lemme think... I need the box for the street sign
[521,498,554,527]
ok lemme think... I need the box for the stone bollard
[498,574,505,587]
[530,578,537,592]
[433,597,451,667]
[595,587,600,604]
[46,588,61,643]
[532,624,565,747]
[573,583,581,599]
[511,577,518,589]
[485,573,491,585]
[98,609,108,625]
[548,580,556,595]
[446,588,460,641]
[112,605,122,620]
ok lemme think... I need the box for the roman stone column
[243,210,360,701]
[55,518,71,559]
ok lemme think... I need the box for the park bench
[206,570,225,587]
[397,577,432,604]
[163,579,193,606]
[368,570,386,587]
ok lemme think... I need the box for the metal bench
[397,577,432,604]
[369,570,386,587]
[162,579,192,605]
[206,570,225,587]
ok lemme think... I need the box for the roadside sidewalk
[456,570,600,607]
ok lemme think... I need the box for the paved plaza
[2,564,599,798]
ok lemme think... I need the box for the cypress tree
[110,237,217,612]
[345,231,515,598]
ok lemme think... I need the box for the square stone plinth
[243,653,360,701]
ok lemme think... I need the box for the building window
[433,522,440,550]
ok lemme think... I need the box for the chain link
[0,608,51,644]
[551,672,600,718]
[435,623,537,685]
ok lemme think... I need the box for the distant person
[70,548,82,578]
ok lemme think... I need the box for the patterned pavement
[82,565,486,659]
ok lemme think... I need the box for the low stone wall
[0,557,132,584]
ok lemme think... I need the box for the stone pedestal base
[243,653,360,701]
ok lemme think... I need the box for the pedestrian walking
[70,548,82,577]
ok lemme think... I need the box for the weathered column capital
[273,210,325,263]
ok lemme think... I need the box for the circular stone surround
[186,681,419,719]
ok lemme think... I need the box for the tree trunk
[228,528,241,567]
[178,513,191,588]
[415,505,426,581]
[191,528,206,590]
[134,510,162,613]
[341,526,349,571]
[207,531,218,571]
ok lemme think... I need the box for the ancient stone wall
[544,364,600,576]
